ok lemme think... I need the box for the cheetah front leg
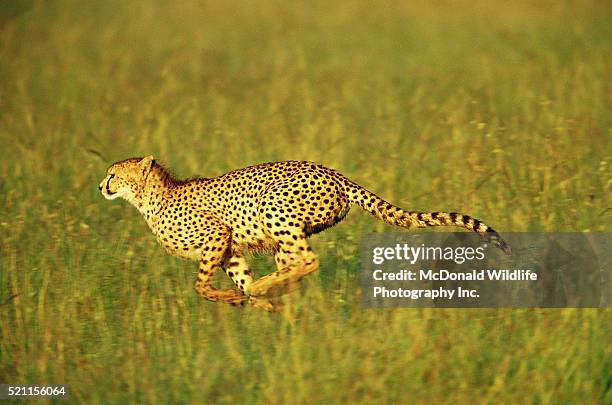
[195,259,245,305]
[248,229,320,297]
[193,221,244,306]
[225,254,281,312]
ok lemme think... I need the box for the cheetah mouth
[104,175,117,198]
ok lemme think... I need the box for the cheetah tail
[346,183,512,255]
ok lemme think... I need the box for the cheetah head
[99,156,155,203]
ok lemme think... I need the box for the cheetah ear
[139,155,155,179]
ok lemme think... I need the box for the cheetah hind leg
[249,259,320,297]
[249,246,320,298]
[248,296,284,312]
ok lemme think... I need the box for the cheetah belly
[158,238,202,261]
[233,230,278,254]
[245,237,278,254]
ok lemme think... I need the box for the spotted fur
[100,156,511,311]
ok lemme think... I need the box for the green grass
[0,0,610,403]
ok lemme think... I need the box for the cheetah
[99,156,511,311]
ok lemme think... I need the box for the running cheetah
[99,156,511,311]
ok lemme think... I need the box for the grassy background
[0,0,610,403]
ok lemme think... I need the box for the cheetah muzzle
[99,156,511,312]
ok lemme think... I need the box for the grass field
[0,0,610,403]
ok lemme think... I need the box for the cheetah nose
[98,184,102,191]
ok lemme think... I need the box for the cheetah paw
[248,296,283,312]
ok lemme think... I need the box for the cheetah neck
[136,167,174,227]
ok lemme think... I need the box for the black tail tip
[491,236,512,255]
[497,239,513,256]
[486,230,512,255]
